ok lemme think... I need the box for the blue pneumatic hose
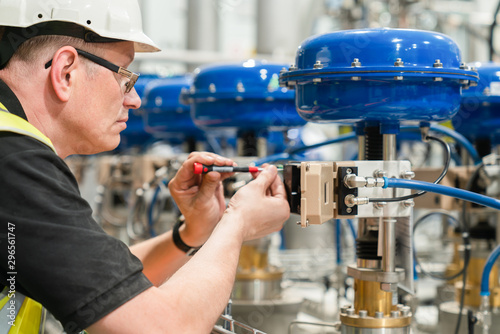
[481,245,500,296]
[287,133,357,155]
[253,153,291,166]
[383,177,500,211]
[401,125,481,164]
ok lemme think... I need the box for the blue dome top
[142,75,205,140]
[184,60,305,130]
[280,28,478,124]
[453,62,500,144]
[185,59,293,101]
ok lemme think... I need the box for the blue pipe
[383,178,500,210]
[345,219,357,244]
[253,133,357,166]
[253,153,291,166]
[287,133,357,155]
[401,125,481,164]
[481,245,500,296]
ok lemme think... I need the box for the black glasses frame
[44,48,139,94]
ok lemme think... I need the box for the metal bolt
[287,80,297,87]
[402,199,414,208]
[433,77,443,82]
[340,306,349,314]
[401,171,415,179]
[209,83,216,93]
[394,76,404,81]
[397,304,404,311]
[305,219,310,227]
[351,76,361,81]
[346,208,353,214]
[313,78,322,83]
[460,79,470,85]
[433,59,443,68]
[373,202,386,210]
[374,170,387,178]
[296,221,301,226]
[305,163,310,172]
[351,58,361,67]
[459,62,466,70]
[394,58,404,67]
[237,82,245,93]
[359,310,368,318]
[346,308,355,316]
[313,61,324,69]
[346,168,352,174]
[289,64,298,71]
[375,312,384,319]
[402,306,411,317]
[391,311,400,318]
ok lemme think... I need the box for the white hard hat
[0,0,160,67]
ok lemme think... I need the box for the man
[0,1,290,333]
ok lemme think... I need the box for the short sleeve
[0,134,153,333]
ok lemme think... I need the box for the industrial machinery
[437,62,500,333]
[279,28,478,334]
[184,60,306,334]
[142,74,207,153]
[183,59,306,159]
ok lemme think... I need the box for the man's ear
[48,47,80,102]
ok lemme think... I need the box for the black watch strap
[172,220,201,256]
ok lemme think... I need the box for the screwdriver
[194,163,262,174]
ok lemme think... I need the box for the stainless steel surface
[383,134,397,161]
[438,301,500,334]
[382,219,396,273]
[213,314,267,334]
[347,266,405,283]
[231,296,303,334]
[232,279,282,302]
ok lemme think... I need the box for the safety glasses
[44,48,139,94]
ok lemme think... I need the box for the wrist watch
[172,220,202,256]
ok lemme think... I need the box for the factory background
[66,1,500,333]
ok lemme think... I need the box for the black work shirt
[0,80,153,333]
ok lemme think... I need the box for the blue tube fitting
[382,176,389,189]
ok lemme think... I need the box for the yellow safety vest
[0,102,52,333]
[0,102,56,153]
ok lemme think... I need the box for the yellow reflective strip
[0,287,10,310]
[9,298,42,334]
[0,112,56,153]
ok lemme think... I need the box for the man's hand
[168,152,235,246]
[225,165,290,241]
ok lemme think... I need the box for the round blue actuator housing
[183,60,306,130]
[279,28,479,124]
[453,62,500,144]
[142,75,205,140]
